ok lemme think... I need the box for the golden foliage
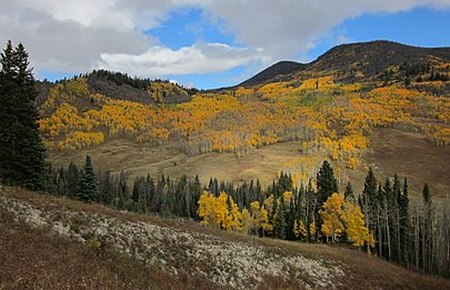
[198,191,242,231]
[342,201,374,248]
[320,193,345,242]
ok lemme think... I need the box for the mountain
[238,61,305,87]
[239,40,450,87]
[86,70,192,104]
[2,186,449,289]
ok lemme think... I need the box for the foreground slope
[1,186,448,290]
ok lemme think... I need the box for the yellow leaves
[342,201,374,248]
[234,86,254,97]
[427,126,450,146]
[39,73,449,158]
[300,76,334,91]
[250,200,272,234]
[319,193,374,249]
[197,191,242,231]
[282,191,293,204]
[241,208,254,234]
[147,81,188,103]
[293,220,306,240]
[320,193,345,242]
[198,191,217,226]
[39,102,92,137]
[346,157,358,170]
[57,131,104,152]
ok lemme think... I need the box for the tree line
[1,41,448,279]
[49,156,449,278]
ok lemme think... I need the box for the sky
[1,1,450,89]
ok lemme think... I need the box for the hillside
[239,40,450,87]
[239,61,306,87]
[1,186,448,289]
[36,40,450,202]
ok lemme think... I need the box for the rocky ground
[1,186,449,290]
[0,187,344,289]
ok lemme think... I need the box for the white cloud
[207,0,450,60]
[98,43,266,76]
[0,0,449,81]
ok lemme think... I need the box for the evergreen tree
[66,162,80,198]
[361,167,379,252]
[315,161,338,241]
[273,197,287,240]
[77,155,99,202]
[0,41,48,190]
[398,177,410,265]
[422,183,431,204]
[316,161,339,205]
[344,181,354,201]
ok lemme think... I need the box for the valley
[1,39,450,287]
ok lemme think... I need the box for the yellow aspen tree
[293,220,307,240]
[320,192,345,243]
[250,201,262,230]
[342,200,375,252]
[240,208,253,234]
[198,191,217,227]
[215,192,230,229]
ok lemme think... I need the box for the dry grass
[0,187,216,290]
[47,126,450,204]
[0,207,213,290]
[48,140,316,187]
[1,186,449,290]
[367,127,450,200]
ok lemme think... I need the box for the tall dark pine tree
[344,181,354,201]
[77,155,99,202]
[315,160,338,240]
[273,197,287,240]
[398,177,410,266]
[0,41,47,190]
[361,167,379,252]
[316,161,338,205]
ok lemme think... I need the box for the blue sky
[150,7,450,89]
[307,8,450,61]
[2,1,449,89]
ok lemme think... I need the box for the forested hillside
[1,40,450,288]
[38,41,450,199]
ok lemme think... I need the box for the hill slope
[1,186,449,289]
[239,61,305,87]
[239,40,450,86]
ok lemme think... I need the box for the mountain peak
[239,40,450,87]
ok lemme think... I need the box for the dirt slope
[1,186,448,290]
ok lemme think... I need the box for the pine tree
[77,155,99,202]
[398,177,410,266]
[273,197,287,240]
[344,181,354,201]
[316,160,338,241]
[422,183,431,204]
[66,162,80,198]
[316,160,339,205]
[0,41,48,190]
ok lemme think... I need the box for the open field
[49,127,450,201]
[49,140,323,186]
[367,128,450,200]
[1,186,449,289]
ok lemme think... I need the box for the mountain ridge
[238,40,450,87]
